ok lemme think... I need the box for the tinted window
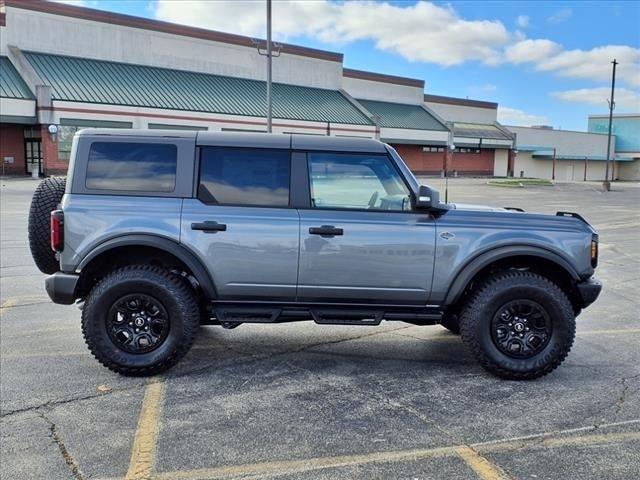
[199,148,290,206]
[86,142,177,191]
[308,153,411,211]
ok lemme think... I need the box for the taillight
[51,210,64,252]
[590,234,598,268]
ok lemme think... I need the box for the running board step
[215,307,282,324]
[311,309,383,326]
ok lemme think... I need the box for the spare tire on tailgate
[28,177,66,274]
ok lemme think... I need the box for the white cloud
[537,45,640,88]
[498,106,548,126]
[552,87,640,110]
[516,15,529,28]
[153,0,639,91]
[505,39,562,64]
[154,0,510,66]
[547,8,572,24]
[507,41,640,89]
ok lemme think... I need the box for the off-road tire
[28,177,66,274]
[459,271,575,380]
[440,313,460,335]
[82,265,200,376]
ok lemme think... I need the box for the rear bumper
[576,276,602,309]
[45,272,79,305]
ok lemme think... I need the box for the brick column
[41,125,66,176]
[507,149,516,177]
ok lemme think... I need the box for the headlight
[591,234,598,268]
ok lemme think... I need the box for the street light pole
[603,58,617,191]
[266,0,273,133]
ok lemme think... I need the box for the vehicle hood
[444,203,595,234]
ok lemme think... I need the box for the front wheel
[82,265,200,376]
[459,271,575,380]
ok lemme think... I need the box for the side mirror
[415,185,439,210]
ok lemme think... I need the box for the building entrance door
[24,133,43,176]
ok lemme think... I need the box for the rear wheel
[459,271,575,380]
[82,265,200,376]
[28,177,66,274]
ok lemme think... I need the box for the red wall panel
[391,144,495,176]
[0,124,26,175]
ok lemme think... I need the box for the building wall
[493,149,509,177]
[48,100,376,137]
[588,115,640,153]
[424,102,497,123]
[2,6,343,90]
[617,160,640,180]
[342,77,424,104]
[392,144,495,175]
[391,144,444,174]
[450,149,494,175]
[0,124,26,175]
[508,125,614,157]
[512,152,633,181]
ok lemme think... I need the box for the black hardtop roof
[76,129,388,153]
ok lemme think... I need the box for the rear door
[297,151,436,304]
[181,147,299,300]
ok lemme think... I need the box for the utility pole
[266,0,273,133]
[603,58,617,191]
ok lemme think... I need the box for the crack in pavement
[615,373,640,416]
[1,326,410,419]
[0,388,140,419]
[38,412,86,480]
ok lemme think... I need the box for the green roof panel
[0,56,34,99]
[24,52,372,125]
[453,122,513,140]
[357,99,447,131]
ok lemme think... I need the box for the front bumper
[576,276,602,308]
[45,272,79,305]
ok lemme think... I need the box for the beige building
[0,0,637,180]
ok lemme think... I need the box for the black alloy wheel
[107,294,170,354]
[491,299,552,358]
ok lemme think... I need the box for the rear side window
[199,148,290,207]
[86,142,177,192]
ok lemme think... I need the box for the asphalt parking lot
[1,176,639,480]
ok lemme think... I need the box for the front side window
[308,153,411,211]
[86,142,177,191]
[199,148,290,207]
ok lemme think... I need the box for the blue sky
[63,1,639,130]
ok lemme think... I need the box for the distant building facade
[0,0,637,180]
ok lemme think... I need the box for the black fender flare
[443,245,580,306]
[77,234,216,298]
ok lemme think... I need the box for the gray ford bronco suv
[28,129,601,379]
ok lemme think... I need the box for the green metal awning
[24,52,372,125]
[0,56,34,99]
[356,99,448,131]
[453,122,512,140]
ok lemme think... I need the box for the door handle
[191,221,227,232]
[309,225,343,236]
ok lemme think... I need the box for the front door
[25,138,43,175]
[181,147,299,301]
[297,152,436,304]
